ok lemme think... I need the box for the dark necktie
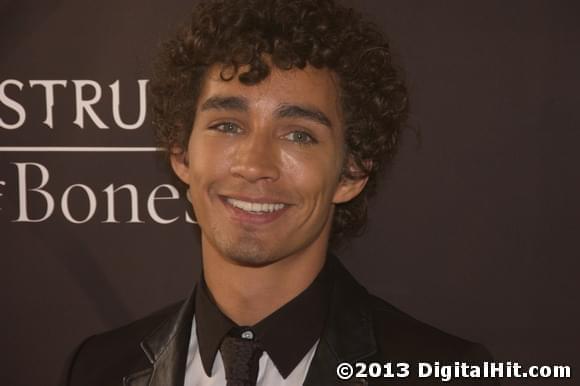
[219,329,263,386]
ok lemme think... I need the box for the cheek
[188,135,230,181]
[281,149,341,201]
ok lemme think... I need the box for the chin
[225,250,282,268]
[218,235,287,268]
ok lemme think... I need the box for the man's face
[172,64,366,266]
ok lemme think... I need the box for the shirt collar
[195,258,333,379]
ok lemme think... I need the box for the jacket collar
[124,289,195,386]
[125,255,376,386]
[303,255,377,386]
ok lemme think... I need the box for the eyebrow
[199,96,333,129]
[200,96,249,112]
[275,104,333,130]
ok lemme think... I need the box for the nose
[229,131,280,183]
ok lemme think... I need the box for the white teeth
[226,198,286,214]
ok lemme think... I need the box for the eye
[284,131,317,145]
[208,121,242,134]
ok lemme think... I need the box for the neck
[201,236,328,326]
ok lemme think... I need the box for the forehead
[197,63,343,122]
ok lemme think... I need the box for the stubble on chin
[206,224,282,267]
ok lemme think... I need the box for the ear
[332,159,371,204]
[170,146,190,185]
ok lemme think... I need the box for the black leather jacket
[65,256,498,386]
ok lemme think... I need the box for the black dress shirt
[195,259,332,379]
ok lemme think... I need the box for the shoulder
[65,301,183,386]
[327,255,493,363]
[366,293,492,362]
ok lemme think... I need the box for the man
[66,0,497,385]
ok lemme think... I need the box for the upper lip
[220,195,291,205]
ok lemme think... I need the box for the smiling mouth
[225,197,287,215]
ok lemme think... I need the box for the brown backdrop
[1,1,579,385]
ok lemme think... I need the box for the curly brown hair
[150,0,408,248]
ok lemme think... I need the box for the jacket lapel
[124,290,195,386]
[123,256,375,386]
[303,256,377,386]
